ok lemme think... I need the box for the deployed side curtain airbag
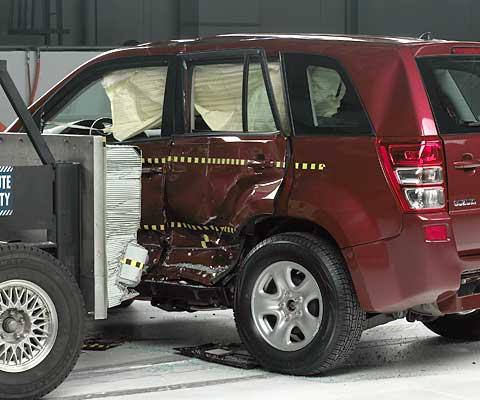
[192,62,285,132]
[103,67,168,141]
[193,64,244,131]
[307,66,346,120]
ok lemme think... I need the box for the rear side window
[186,55,280,134]
[418,56,480,134]
[191,63,244,132]
[283,53,372,135]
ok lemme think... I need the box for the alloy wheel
[251,261,323,351]
[0,280,58,373]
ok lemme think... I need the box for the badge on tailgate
[0,166,13,216]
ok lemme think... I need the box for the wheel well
[243,216,340,252]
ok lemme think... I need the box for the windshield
[418,56,480,134]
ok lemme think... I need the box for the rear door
[419,55,480,255]
[162,49,289,285]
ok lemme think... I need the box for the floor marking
[48,374,269,400]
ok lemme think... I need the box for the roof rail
[419,32,434,41]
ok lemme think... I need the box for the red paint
[9,34,480,314]
[439,134,480,256]
[424,225,449,242]
[451,47,480,54]
[287,136,402,248]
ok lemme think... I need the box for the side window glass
[186,56,280,134]
[45,66,168,142]
[48,80,111,124]
[247,62,276,132]
[191,63,244,132]
[284,53,372,135]
[307,66,346,125]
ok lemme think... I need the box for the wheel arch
[240,215,341,251]
[236,216,366,309]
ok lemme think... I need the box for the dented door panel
[136,139,172,262]
[156,133,287,285]
[207,134,288,229]
[166,136,210,222]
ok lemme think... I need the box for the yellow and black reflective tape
[142,155,272,169]
[83,343,110,351]
[142,155,326,172]
[294,162,326,171]
[142,224,165,232]
[121,258,145,269]
[83,340,122,351]
[142,157,167,165]
[141,222,235,234]
[201,234,211,249]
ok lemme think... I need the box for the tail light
[377,139,447,212]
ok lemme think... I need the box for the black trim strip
[242,55,249,132]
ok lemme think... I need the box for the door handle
[454,153,480,170]
[454,160,480,170]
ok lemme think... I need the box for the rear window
[418,56,480,134]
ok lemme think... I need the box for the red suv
[9,34,480,376]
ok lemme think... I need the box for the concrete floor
[45,301,480,400]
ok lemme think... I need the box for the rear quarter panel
[287,135,403,248]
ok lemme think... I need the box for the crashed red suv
[9,34,480,375]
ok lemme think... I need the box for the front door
[161,49,289,285]
[36,55,174,263]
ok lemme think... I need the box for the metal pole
[0,60,56,167]
[56,0,64,45]
[345,0,359,35]
[44,0,51,45]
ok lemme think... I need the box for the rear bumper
[343,212,480,313]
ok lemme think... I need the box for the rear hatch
[418,50,480,256]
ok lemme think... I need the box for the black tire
[234,233,365,376]
[423,310,480,340]
[0,245,85,400]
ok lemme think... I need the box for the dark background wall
[0,0,480,47]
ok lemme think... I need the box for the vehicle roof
[148,33,435,48]
[11,33,480,136]
[137,33,480,58]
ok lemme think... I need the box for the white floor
[45,302,480,400]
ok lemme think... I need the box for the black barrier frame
[0,60,85,308]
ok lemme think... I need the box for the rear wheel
[234,233,365,375]
[0,245,85,400]
[423,310,480,340]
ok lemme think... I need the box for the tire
[234,233,365,376]
[0,245,85,400]
[423,310,480,340]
